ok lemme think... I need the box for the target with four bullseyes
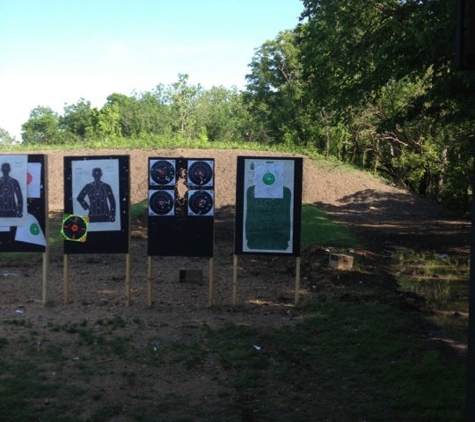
[187,160,214,187]
[150,159,176,186]
[188,190,214,216]
[149,190,175,216]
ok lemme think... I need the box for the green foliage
[301,204,357,250]
[16,0,475,213]
[0,127,17,146]
[21,106,63,145]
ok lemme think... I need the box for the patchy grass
[0,292,466,422]
[390,249,469,343]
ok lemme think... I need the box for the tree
[244,30,309,145]
[60,98,98,142]
[168,73,202,137]
[21,106,62,145]
[296,0,475,212]
[0,127,16,146]
[194,86,249,142]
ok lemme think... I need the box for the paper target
[61,214,89,242]
[188,190,214,216]
[149,190,175,216]
[150,159,176,186]
[187,160,213,187]
[15,213,46,246]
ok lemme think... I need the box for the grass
[390,249,470,343]
[301,203,357,250]
[0,154,468,420]
[0,299,466,421]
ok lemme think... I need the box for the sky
[0,0,304,141]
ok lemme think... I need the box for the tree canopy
[19,0,475,214]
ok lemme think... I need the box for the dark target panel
[0,154,47,253]
[148,157,214,257]
[234,156,302,256]
[63,155,130,254]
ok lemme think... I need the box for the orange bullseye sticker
[61,214,89,242]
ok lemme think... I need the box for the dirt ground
[0,148,471,421]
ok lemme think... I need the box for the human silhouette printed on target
[76,167,116,223]
[0,162,23,218]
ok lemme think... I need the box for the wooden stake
[208,257,215,307]
[295,256,301,305]
[125,253,131,307]
[147,256,153,308]
[42,249,49,305]
[42,155,50,305]
[232,254,238,306]
[63,254,70,304]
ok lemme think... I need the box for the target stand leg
[208,257,214,307]
[42,249,50,305]
[125,253,131,307]
[232,254,238,306]
[63,254,70,304]
[295,256,301,305]
[147,256,153,308]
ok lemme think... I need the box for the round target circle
[188,161,213,186]
[262,172,276,185]
[150,160,175,185]
[149,190,174,215]
[62,215,88,241]
[188,191,213,215]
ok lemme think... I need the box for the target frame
[187,190,214,216]
[64,155,130,254]
[187,160,214,187]
[149,189,175,216]
[150,159,176,186]
[0,154,47,253]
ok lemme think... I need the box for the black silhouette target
[188,160,213,186]
[149,190,174,216]
[188,190,214,216]
[150,160,175,186]
[62,215,88,241]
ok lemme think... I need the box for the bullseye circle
[262,172,275,185]
[149,190,174,215]
[150,160,175,185]
[188,191,213,215]
[188,161,213,186]
[62,215,88,241]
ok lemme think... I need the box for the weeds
[391,248,469,342]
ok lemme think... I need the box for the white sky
[0,0,303,141]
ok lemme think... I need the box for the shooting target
[150,159,176,186]
[187,160,213,187]
[149,190,175,216]
[61,214,89,242]
[188,190,214,216]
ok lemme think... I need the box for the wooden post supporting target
[147,256,153,308]
[125,253,131,307]
[232,254,238,306]
[42,156,50,305]
[63,254,70,304]
[294,256,301,305]
[207,257,215,307]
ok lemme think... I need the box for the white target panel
[187,160,214,187]
[187,190,214,216]
[150,159,176,187]
[149,189,175,216]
